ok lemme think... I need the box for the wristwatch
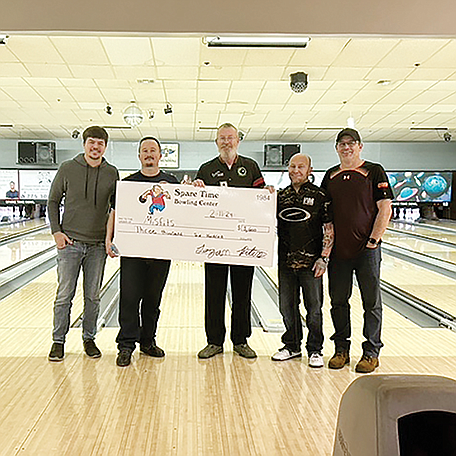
[321,256,329,263]
[367,237,378,246]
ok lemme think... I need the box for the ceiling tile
[0,63,29,77]
[24,63,72,78]
[7,36,65,64]
[332,38,399,67]
[70,65,116,79]
[101,37,153,66]
[51,36,110,65]
[152,37,200,66]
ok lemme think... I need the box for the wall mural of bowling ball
[387,171,452,202]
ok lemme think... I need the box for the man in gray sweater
[48,126,119,361]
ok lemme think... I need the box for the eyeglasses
[217,136,237,142]
[337,140,358,148]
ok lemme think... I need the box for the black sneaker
[116,350,132,367]
[83,340,102,358]
[48,343,64,362]
[140,344,165,358]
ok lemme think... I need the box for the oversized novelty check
[114,182,276,267]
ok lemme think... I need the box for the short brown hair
[83,126,109,145]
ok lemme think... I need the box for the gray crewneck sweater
[48,153,119,243]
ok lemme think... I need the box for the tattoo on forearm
[322,223,334,254]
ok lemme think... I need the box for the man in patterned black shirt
[194,123,266,360]
[321,128,393,374]
[272,154,334,367]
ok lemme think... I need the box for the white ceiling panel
[51,37,110,65]
[199,65,243,80]
[68,87,105,102]
[288,38,348,66]
[1,33,456,141]
[24,63,72,78]
[157,66,198,80]
[70,65,116,79]
[0,63,29,77]
[113,65,157,80]
[332,39,399,67]
[199,47,248,66]
[7,36,64,64]
[152,38,200,66]
[2,86,43,101]
[0,46,20,63]
[101,37,152,66]
[377,39,449,67]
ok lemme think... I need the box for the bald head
[288,153,313,190]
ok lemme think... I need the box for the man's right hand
[53,231,73,249]
[192,179,205,188]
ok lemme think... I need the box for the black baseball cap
[336,128,361,144]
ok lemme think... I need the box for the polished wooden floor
[1,251,456,456]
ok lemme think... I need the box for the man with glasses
[193,123,266,359]
[321,128,393,373]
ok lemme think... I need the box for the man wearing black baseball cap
[321,128,393,373]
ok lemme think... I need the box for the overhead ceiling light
[377,79,392,86]
[0,35,9,46]
[123,101,144,127]
[0,124,14,128]
[102,126,132,130]
[204,36,310,48]
[137,79,155,84]
[409,127,448,131]
[164,103,173,115]
[347,116,356,128]
[306,127,342,131]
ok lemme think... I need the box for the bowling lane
[381,252,456,317]
[389,220,456,245]
[0,217,48,240]
[383,231,456,263]
[0,230,55,271]
[263,246,456,323]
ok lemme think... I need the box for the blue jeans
[278,263,323,355]
[52,241,107,343]
[328,247,383,357]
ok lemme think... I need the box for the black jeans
[328,247,383,357]
[278,263,323,355]
[116,256,171,351]
[204,263,254,346]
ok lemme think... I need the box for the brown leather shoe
[328,351,350,369]
[355,355,379,373]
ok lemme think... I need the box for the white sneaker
[308,352,324,368]
[271,347,302,361]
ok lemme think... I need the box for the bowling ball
[388,174,398,187]
[422,174,448,197]
[397,186,418,201]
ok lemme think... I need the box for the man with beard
[107,136,178,367]
[194,123,266,359]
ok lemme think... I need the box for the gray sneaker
[198,344,223,359]
[233,343,257,359]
